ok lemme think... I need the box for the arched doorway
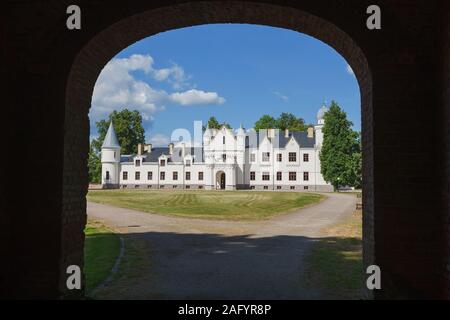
[58,1,446,299]
[216,171,226,190]
[65,1,372,298]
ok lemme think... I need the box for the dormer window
[160,159,166,166]
[186,160,191,167]
[135,159,141,167]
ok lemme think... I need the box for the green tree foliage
[254,113,307,131]
[89,109,146,183]
[277,112,308,131]
[91,109,145,155]
[203,116,231,130]
[319,101,362,190]
[88,144,102,184]
[254,115,278,131]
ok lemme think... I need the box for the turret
[314,104,328,148]
[236,124,246,151]
[101,121,121,188]
[203,124,212,148]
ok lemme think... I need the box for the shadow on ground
[89,230,363,300]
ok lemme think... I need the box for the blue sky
[90,24,360,146]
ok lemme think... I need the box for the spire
[237,123,245,136]
[102,121,120,148]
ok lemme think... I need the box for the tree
[277,112,308,131]
[203,116,231,130]
[91,109,145,155]
[88,144,102,184]
[89,109,146,183]
[254,115,278,131]
[319,101,361,190]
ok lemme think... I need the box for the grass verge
[84,220,121,295]
[304,209,363,299]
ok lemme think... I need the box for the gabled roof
[247,131,315,148]
[102,121,120,149]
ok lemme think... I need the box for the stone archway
[1,0,440,299]
[64,2,374,297]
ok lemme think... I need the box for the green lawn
[304,209,363,299]
[87,189,324,220]
[84,221,121,295]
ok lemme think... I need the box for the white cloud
[346,64,355,75]
[274,91,289,102]
[153,63,192,90]
[149,133,170,146]
[91,54,167,123]
[90,54,225,125]
[170,89,226,106]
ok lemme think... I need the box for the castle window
[160,159,166,166]
[160,172,165,180]
[303,153,309,162]
[303,172,309,181]
[250,153,256,162]
[277,153,282,162]
[135,172,140,180]
[250,171,255,181]
[198,172,204,180]
[222,154,226,162]
[263,186,268,190]
[135,159,141,167]
[105,171,110,180]
[262,172,270,181]
[277,172,282,181]
[186,172,191,180]
[289,172,296,181]
[123,171,128,180]
[147,172,152,180]
[262,152,270,162]
[223,136,225,144]
[277,186,282,190]
[289,152,297,162]
[173,172,178,180]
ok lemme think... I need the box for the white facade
[101,106,333,192]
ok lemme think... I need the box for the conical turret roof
[102,121,120,148]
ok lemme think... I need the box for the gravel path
[87,192,357,299]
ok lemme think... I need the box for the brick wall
[1,0,448,298]
[440,0,450,299]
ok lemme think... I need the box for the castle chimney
[168,143,174,155]
[307,127,314,138]
[181,142,186,158]
[143,144,152,153]
[137,143,142,155]
[285,129,289,138]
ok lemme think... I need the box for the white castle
[101,105,333,191]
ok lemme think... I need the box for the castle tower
[101,121,121,188]
[314,104,328,148]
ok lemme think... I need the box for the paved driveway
[87,192,357,299]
